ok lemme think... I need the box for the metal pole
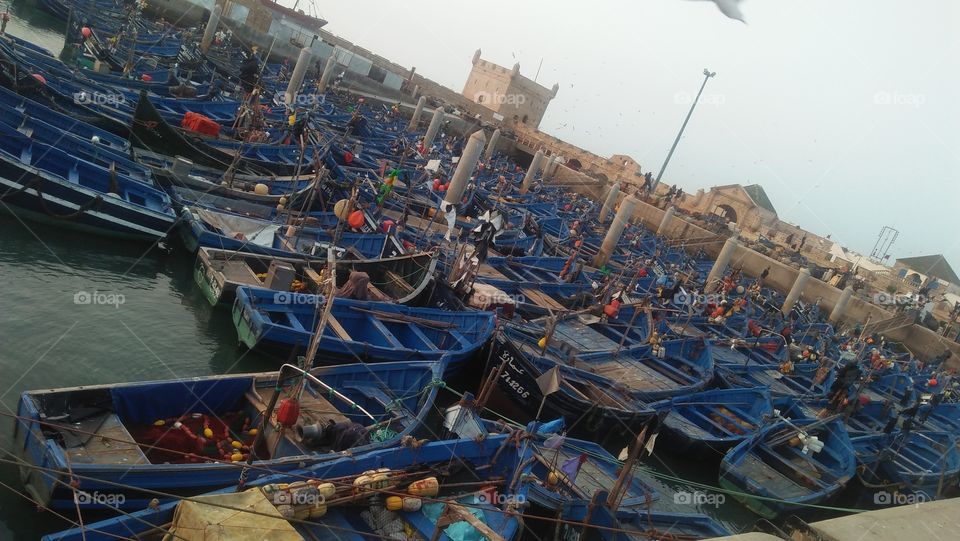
[652,69,716,191]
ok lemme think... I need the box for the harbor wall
[550,181,960,364]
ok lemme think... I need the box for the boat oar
[348,306,458,329]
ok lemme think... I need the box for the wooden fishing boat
[194,246,437,305]
[483,331,659,438]
[177,206,398,260]
[0,123,175,240]
[719,416,855,518]
[14,361,443,511]
[559,492,731,540]
[42,432,537,541]
[852,431,960,498]
[657,387,774,459]
[232,286,496,369]
[572,337,715,402]
[716,362,834,398]
[129,91,286,176]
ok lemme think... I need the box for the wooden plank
[327,315,353,341]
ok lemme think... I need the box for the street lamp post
[652,68,717,192]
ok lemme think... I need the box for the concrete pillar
[782,268,811,314]
[593,196,638,268]
[598,182,620,223]
[520,150,544,194]
[706,237,739,288]
[549,156,563,178]
[412,84,420,98]
[829,286,854,323]
[657,206,676,236]
[317,55,337,93]
[407,96,426,132]
[484,128,500,161]
[445,130,485,205]
[284,48,312,105]
[423,107,443,149]
[200,6,222,54]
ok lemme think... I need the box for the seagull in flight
[691,0,746,22]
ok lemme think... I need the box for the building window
[522,114,528,124]
[477,94,484,103]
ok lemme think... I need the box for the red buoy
[275,398,300,428]
[347,210,364,229]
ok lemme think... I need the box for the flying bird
[690,0,746,22]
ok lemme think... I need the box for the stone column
[407,96,426,132]
[520,150,544,194]
[782,268,811,313]
[484,128,500,161]
[200,6,222,53]
[598,182,620,223]
[829,286,854,323]
[445,130,486,205]
[423,107,444,149]
[284,48,312,105]
[594,196,638,268]
[317,55,337,93]
[706,237,739,288]
[657,206,676,236]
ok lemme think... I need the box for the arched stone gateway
[713,204,738,224]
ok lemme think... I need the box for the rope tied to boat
[30,175,106,220]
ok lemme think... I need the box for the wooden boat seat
[63,413,149,465]
[220,260,262,286]
[737,453,813,499]
[303,268,324,289]
[326,315,353,341]
[522,288,566,311]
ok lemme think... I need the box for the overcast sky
[303,1,957,268]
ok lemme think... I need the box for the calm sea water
[0,2,765,537]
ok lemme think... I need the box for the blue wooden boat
[658,387,774,459]
[232,286,496,369]
[177,207,395,260]
[710,336,789,366]
[716,362,834,398]
[43,432,537,541]
[719,416,855,518]
[559,492,731,540]
[852,431,960,498]
[0,123,175,240]
[14,361,443,511]
[195,246,437,306]
[571,337,715,402]
[0,84,130,152]
[484,331,659,438]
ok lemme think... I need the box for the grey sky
[304,1,958,268]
